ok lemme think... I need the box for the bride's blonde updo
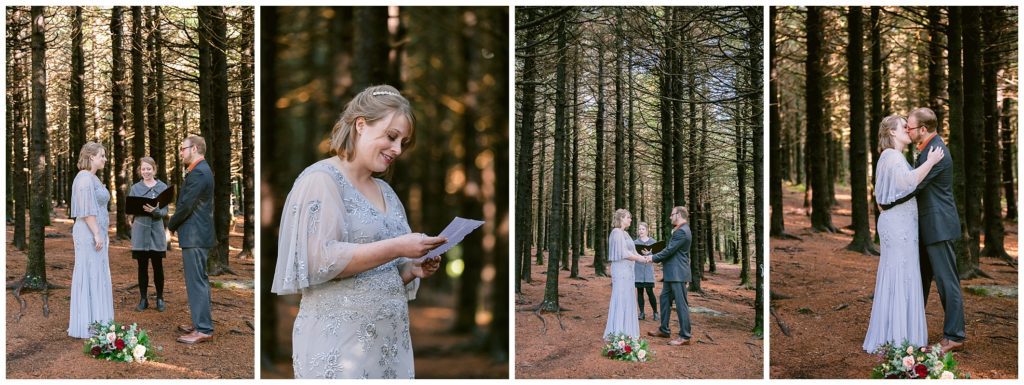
[877,114,905,152]
[330,85,417,160]
[611,209,632,229]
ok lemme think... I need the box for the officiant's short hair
[909,107,937,133]
[611,209,631,228]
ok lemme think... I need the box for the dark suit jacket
[912,135,960,245]
[651,223,691,282]
[168,159,216,248]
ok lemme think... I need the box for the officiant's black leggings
[636,286,657,313]
[133,250,165,299]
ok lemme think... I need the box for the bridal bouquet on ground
[870,341,966,379]
[602,333,652,362]
[83,321,159,363]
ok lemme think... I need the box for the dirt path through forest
[770,184,1018,379]
[516,251,763,379]
[6,208,254,379]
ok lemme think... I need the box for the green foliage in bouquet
[869,341,967,379]
[82,321,161,363]
[602,333,652,362]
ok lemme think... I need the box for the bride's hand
[93,233,103,251]
[409,256,441,279]
[925,147,943,165]
[392,233,447,258]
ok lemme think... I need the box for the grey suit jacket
[651,224,691,282]
[912,135,960,245]
[168,159,216,249]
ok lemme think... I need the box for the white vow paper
[421,217,485,260]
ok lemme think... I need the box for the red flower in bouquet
[914,364,928,378]
[607,350,615,358]
[624,345,632,353]
[115,339,126,350]
[90,346,102,357]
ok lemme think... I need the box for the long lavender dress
[603,228,640,340]
[863,148,928,352]
[271,158,420,379]
[68,170,114,338]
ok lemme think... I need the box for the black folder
[126,186,174,216]
[638,240,666,255]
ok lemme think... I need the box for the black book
[638,240,666,255]
[126,186,175,216]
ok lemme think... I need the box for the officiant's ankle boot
[156,298,166,312]
[653,312,660,321]
[135,297,148,312]
[639,312,646,320]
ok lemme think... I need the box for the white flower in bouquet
[133,345,147,362]
[901,356,915,370]
[617,340,626,349]
[110,324,117,332]
[106,332,117,344]
[129,336,138,347]
[906,346,914,355]
[940,371,954,379]
[637,349,647,360]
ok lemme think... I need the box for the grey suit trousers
[183,247,214,335]
[920,240,965,342]
[658,281,691,340]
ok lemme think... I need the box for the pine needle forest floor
[770,184,1017,379]
[516,249,763,379]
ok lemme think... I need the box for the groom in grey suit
[168,135,215,344]
[646,206,692,346]
[882,107,966,353]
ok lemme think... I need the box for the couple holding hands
[604,206,693,347]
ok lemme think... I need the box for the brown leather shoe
[647,330,670,338]
[940,338,963,353]
[668,338,691,346]
[178,325,195,333]
[177,331,213,344]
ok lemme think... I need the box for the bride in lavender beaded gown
[863,115,943,353]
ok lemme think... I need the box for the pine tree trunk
[869,7,883,230]
[660,6,675,244]
[534,129,546,265]
[112,6,131,240]
[614,8,625,211]
[927,7,944,133]
[352,7,389,91]
[961,6,984,275]
[153,7,167,183]
[805,7,835,232]
[199,6,232,275]
[737,100,749,285]
[1000,97,1016,220]
[980,7,1006,260]
[69,7,86,203]
[131,7,146,178]
[514,8,537,290]
[26,5,50,290]
[570,52,581,278]
[594,39,608,277]
[541,13,568,312]
[946,7,974,279]
[769,6,785,237]
[11,14,28,250]
[846,6,877,255]
[240,8,255,257]
[749,5,765,337]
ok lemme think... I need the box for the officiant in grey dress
[168,135,215,344]
[634,222,657,321]
[128,156,169,312]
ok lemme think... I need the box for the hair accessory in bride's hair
[372,90,401,97]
